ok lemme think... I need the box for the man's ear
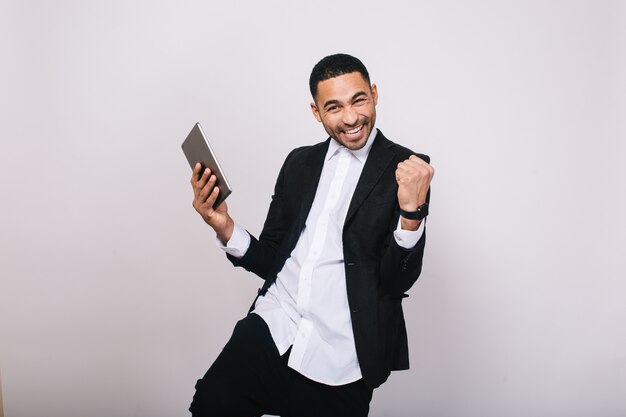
[310,102,322,122]
[371,83,378,105]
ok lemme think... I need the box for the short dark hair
[309,53,371,99]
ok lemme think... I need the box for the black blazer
[228,130,429,389]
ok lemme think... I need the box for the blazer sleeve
[225,149,295,280]
[378,154,431,296]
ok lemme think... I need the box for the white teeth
[345,125,363,135]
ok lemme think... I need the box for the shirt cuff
[216,223,251,258]
[393,218,425,249]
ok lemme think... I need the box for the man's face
[311,72,378,150]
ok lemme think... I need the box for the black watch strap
[399,203,429,220]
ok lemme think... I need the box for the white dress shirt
[219,128,424,385]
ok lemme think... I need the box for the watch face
[417,203,429,220]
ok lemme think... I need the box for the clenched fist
[395,155,435,230]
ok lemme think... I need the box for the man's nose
[342,106,358,125]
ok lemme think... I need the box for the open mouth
[343,124,364,137]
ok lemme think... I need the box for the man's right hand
[191,163,234,244]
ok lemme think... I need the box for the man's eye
[327,106,339,112]
[354,98,366,105]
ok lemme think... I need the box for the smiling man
[189,53,434,417]
[311,70,378,150]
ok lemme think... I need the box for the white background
[1,1,625,416]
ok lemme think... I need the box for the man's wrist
[399,202,429,221]
[217,222,250,258]
[394,216,425,248]
[215,216,235,244]
[400,217,421,231]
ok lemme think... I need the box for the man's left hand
[396,155,435,230]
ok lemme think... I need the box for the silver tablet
[182,122,232,208]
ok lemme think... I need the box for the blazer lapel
[296,139,329,229]
[345,131,395,225]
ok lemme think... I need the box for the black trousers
[189,313,373,417]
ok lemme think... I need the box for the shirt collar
[326,127,378,164]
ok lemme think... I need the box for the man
[189,53,434,417]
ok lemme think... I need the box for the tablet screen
[181,123,232,208]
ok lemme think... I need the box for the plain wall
[1,1,625,416]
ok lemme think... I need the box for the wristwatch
[399,203,429,220]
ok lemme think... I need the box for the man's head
[309,54,371,99]
[309,53,378,150]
